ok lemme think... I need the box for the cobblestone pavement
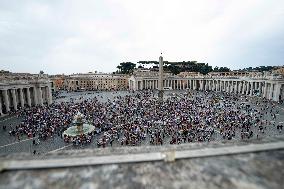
[1,150,283,189]
[0,90,284,156]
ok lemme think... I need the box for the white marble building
[0,72,52,116]
[129,72,284,102]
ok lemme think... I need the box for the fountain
[62,112,95,138]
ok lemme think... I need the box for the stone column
[207,81,210,90]
[258,82,262,96]
[11,89,17,111]
[128,80,132,90]
[2,90,10,112]
[19,88,25,108]
[47,86,53,105]
[38,87,43,106]
[26,88,32,107]
[0,99,3,115]
[130,81,133,90]
[268,83,273,100]
[33,87,38,106]
[242,82,245,94]
[216,81,218,91]
[175,80,177,90]
[187,80,190,90]
[227,81,230,92]
[262,83,267,98]
[237,82,241,93]
[234,82,238,93]
[135,81,138,90]
[208,81,210,90]
[177,80,179,89]
[226,82,228,92]
[246,82,249,95]
[249,82,253,96]
[200,80,203,90]
[273,84,281,101]
[176,80,179,89]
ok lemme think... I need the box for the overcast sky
[0,0,283,74]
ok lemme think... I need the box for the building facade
[129,71,284,102]
[0,72,52,116]
[64,73,129,91]
[49,75,65,91]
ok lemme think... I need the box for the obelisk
[158,53,164,102]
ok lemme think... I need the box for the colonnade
[0,85,52,116]
[129,78,283,102]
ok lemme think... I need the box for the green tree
[218,67,230,72]
[116,62,136,74]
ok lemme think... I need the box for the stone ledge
[1,140,284,171]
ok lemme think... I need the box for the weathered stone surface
[0,150,283,189]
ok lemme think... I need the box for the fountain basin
[62,124,95,137]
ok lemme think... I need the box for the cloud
[0,0,283,74]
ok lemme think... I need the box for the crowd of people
[5,90,283,150]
